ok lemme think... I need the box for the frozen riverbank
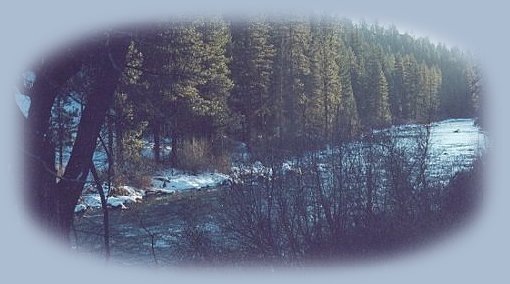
[74,118,485,213]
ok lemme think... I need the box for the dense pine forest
[109,16,480,167]
[21,15,484,263]
[43,16,481,169]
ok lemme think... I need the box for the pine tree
[374,68,392,126]
[349,49,367,129]
[390,54,405,122]
[269,18,312,153]
[308,16,343,145]
[230,17,276,149]
[194,17,233,139]
[416,63,442,122]
[402,54,420,121]
[465,63,482,123]
[361,48,392,128]
[336,47,360,139]
[134,21,206,162]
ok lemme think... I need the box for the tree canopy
[21,15,481,237]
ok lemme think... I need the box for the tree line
[112,16,479,163]
[22,15,481,237]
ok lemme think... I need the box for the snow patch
[75,185,145,213]
[75,170,230,213]
[74,204,87,213]
[15,91,30,117]
[149,170,231,193]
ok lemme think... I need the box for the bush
[116,157,154,189]
[220,133,482,262]
[174,137,231,174]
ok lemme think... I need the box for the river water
[72,118,485,265]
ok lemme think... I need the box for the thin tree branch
[24,149,84,183]
[90,162,110,260]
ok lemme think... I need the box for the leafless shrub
[170,194,216,263]
[173,224,214,263]
[174,137,231,174]
[116,157,154,189]
[220,125,480,262]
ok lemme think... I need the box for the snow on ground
[231,160,273,181]
[230,118,486,183]
[149,170,231,194]
[74,118,485,214]
[429,118,486,159]
[74,136,230,213]
[428,119,485,178]
[75,185,145,213]
[74,171,231,213]
[383,118,485,177]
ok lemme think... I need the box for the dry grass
[174,137,231,174]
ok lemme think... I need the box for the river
[72,118,485,265]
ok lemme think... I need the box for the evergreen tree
[194,18,233,139]
[270,18,312,153]
[133,21,206,162]
[390,54,405,122]
[416,63,442,122]
[230,17,276,149]
[374,68,392,126]
[402,54,420,121]
[465,63,482,123]
[336,47,360,139]
[364,50,391,128]
[308,16,342,145]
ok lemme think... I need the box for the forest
[20,15,484,264]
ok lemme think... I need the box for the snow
[73,118,484,214]
[385,118,485,157]
[231,160,273,182]
[429,118,486,158]
[74,204,87,213]
[74,170,230,213]
[149,170,231,193]
[428,119,485,178]
[82,195,101,208]
[230,118,485,186]
[381,118,485,178]
[75,184,145,212]
[15,91,30,117]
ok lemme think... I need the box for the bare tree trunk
[25,34,130,238]
[170,134,179,166]
[90,163,110,260]
[114,109,125,172]
[107,111,115,190]
[25,50,83,229]
[152,120,161,164]
[56,96,65,172]
[54,36,130,238]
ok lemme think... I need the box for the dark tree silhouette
[24,32,130,238]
